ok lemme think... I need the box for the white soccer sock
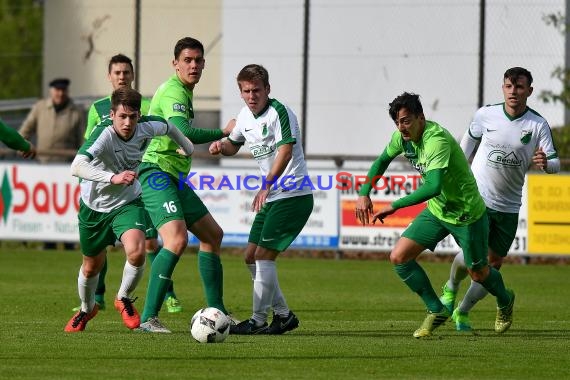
[249,262,288,316]
[117,261,145,299]
[446,250,469,292]
[247,263,256,280]
[457,280,489,314]
[252,260,276,325]
[272,282,290,317]
[78,266,98,313]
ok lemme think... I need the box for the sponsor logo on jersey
[250,144,274,159]
[172,103,186,113]
[487,150,522,167]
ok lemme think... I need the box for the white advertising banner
[338,171,529,254]
[0,163,339,249]
[190,168,338,249]
[0,162,79,241]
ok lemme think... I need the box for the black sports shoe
[266,311,299,334]
[230,319,268,335]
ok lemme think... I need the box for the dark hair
[108,54,134,74]
[111,87,141,111]
[388,92,423,122]
[504,67,533,86]
[174,37,204,60]
[236,64,270,88]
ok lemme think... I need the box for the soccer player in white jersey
[209,64,313,334]
[64,87,194,332]
[440,67,560,331]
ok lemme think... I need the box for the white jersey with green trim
[465,103,558,213]
[229,98,312,202]
[77,118,169,212]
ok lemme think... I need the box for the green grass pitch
[1,247,569,379]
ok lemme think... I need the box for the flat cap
[49,78,70,89]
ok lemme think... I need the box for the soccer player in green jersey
[78,54,183,314]
[0,118,36,158]
[355,92,515,338]
[138,37,234,333]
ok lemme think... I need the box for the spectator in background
[19,78,85,250]
[19,78,84,164]
[0,118,36,158]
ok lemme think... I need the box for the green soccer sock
[394,261,442,313]
[198,251,227,314]
[147,248,176,299]
[141,248,179,322]
[480,267,511,308]
[95,257,108,297]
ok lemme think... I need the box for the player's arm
[1,119,32,152]
[165,121,195,156]
[251,142,293,212]
[71,154,136,185]
[461,110,484,160]
[169,116,226,144]
[355,148,396,225]
[84,104,100,140]
[460,130,479,161]
[534,122,560,174]
[209,119,242,156]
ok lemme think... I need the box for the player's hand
[20,142,37,159]
[209,140,223,155]
[532,147,547,169]
[222,119,236,137]
[355,195,374,225]
[252,189,269,212]
[111,170,138,186]
[371,205,396,225]
[176,147,191,157]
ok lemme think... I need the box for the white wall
[222,0,565,156]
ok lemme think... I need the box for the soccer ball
[190,307,230,343]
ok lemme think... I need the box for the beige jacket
[19,98,85,163]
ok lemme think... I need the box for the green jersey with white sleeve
[228,98,312,202]
[464,104,559,213]
[385,120,486,225]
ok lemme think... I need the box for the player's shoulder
[525,106,548,123]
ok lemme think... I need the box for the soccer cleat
[64,304,99,332]
[114,297,141,329]
[413,308,451,338]
[137,317,172,333]
[495,289,515,333]
[439,284,456,313]
[266,311,299,335]
[72,299,105,312]
[451,308,472,331]
[226,313,240,326]
[164,296,183,313]
[230,319,268,335]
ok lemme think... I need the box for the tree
[0,0,43,99]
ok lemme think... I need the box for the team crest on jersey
[172,103,187,113]
[261,123,268,137]
[520,130,532,145]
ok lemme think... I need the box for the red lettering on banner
[10,165,80,215]
[33,182,49,213]
[12,166,29,213]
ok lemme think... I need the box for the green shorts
[402,208,489,270]
[143,210,158,240]
[139,163,208,230]
[487,208,519,257]
[249,194,314,252]
[78,198,147,257]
